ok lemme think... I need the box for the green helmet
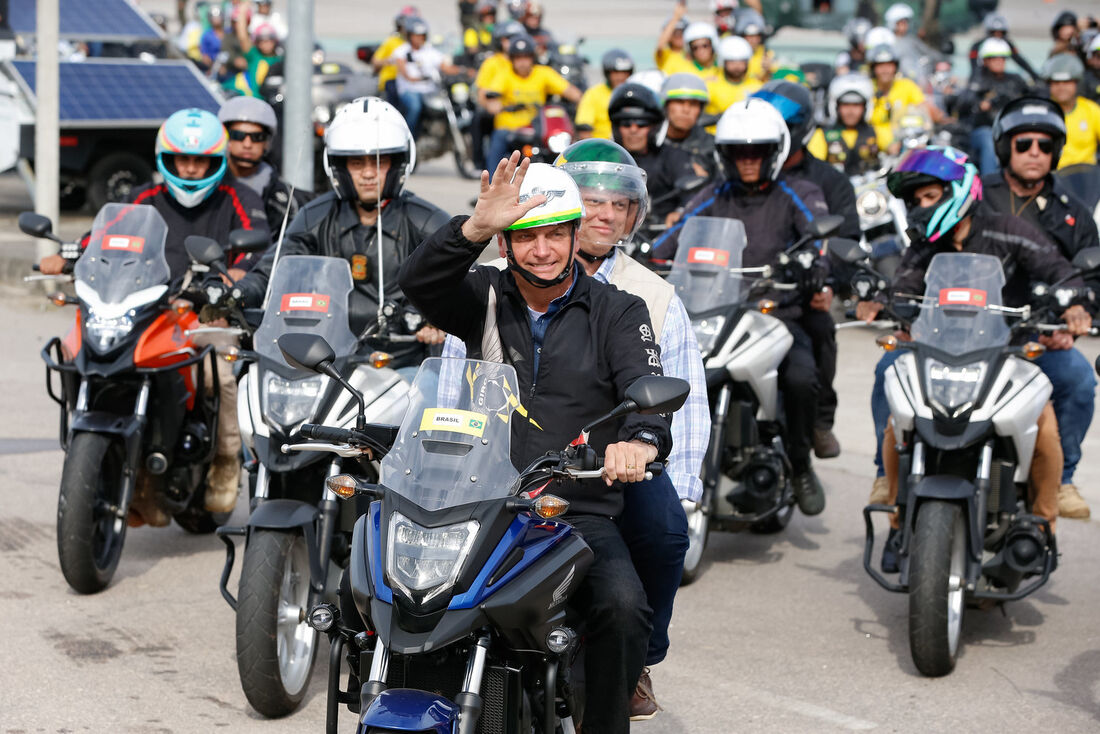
[554,139,650,248]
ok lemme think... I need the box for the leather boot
[128,471,170,528]
[204,454,240,514]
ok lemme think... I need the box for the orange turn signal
[876,334,898,351]
[219,345,241,363]
[49,291,70,307]
[1022,341,1046,360]
[172,299,193,316]
[758,299,776,315]
[533,494,569,519]
[325,474,358,499]
[522,145,534,157]
[370,351,392,369]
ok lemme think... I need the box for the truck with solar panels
[1,0,225,210]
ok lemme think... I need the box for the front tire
[909,500,966,677]
[56,432,129,594]
[236,529,319,717]
[680,498,709,585]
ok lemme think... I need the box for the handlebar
[562,457,663,482]
[299,423,353,443]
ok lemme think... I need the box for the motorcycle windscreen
[909,252,1010,356]
[253,255,359,367]
[665,216,748,315]
[1055,164,1100,214]
[380,358,521,511]
[74,203,171,305]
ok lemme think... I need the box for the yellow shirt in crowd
[575,83,614,139]
[372,34,405,88]
[869,77,924,144]
[748,46,774,82]
[475,52,511,91]
[1059,96,1100,169]
[489,65,571,130]
[705,76,762,118]
[807,126,893,161]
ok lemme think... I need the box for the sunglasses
[1014,137,1053,155]
[619,120,651,129]
[228,129,271,143]
[689,41,712,50]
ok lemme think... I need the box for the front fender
[906,476,982,565]
[247,498,318,530]
[70,410,143,467]
[357,688,459,733]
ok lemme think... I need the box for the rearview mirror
[674,175,707,195]
[827,238,866,264]
[811,215,844,239]
[278,333,336,373]
[18,212,55,239]
[1071,247,1100,273]
[228,228,270,255]
[624,375,690,415]
[184,235,226,267]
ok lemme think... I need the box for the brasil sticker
[280,293,330,313]
[938,288,987,307]
[102,235,145,253]
[686,247,730,266]
[419,408,488,438]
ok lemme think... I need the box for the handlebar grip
[32,263,40,272]
[646,462,664,477]
[299,424,352,443]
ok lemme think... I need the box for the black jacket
[228,164,315,238]
[652,175,830,320]
[237,190,451,334]
[957,70,1032,129]
[785,150,861,241]
[884,206,1084,309]
[968,37,1039,82]
[398,216,673,518]
[632,143,701,222]
[661,124,718,181]
[820,122,882,177]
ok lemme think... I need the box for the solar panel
[8,0,164,41]
[7,59,223,127]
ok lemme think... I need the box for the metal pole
[34,0,59,258]
[282,0,314,191]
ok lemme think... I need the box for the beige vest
[607,253,674,344]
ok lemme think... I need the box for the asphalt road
[2,287,1099,731]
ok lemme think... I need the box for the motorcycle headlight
[311,104,332,124]
[692,315,725,356]
[262,372,326,429]
[856,189,889,224]
[548,131,572,154]
[450,82,470,105]
[926,358,986,418]
[85,313,134,353]
[387,511,479,604]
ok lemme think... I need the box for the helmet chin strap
[576,247,613,263]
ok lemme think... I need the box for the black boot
[792,468,825,516]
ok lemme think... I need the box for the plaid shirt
[442,251,708,501]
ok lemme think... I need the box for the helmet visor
[563,161,649,247]
[751,90,807,127]
[891,148,967,183]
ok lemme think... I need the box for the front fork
[701,384,732,512]
[312,461,342,599]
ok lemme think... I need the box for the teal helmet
[155,108,228,208]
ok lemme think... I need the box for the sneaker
[812,428,841,459]
[869,476,890,506]
[629,667,663,722]
[881,527,901,574]
[792,469,825,516]
[204,454,241,514]
[1058,483,1091,519]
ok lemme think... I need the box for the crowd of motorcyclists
[19,0,1100,730]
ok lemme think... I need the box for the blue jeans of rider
[969,126,1000,176]
[872,350,902,477]
[1035,346,1096,484]
[617,472,689,666]
[486,128,514,171]
[397,90,424,137]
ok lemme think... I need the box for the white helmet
[715,98,790,184]
[503,163,585,287]
[978,37,1012,59]
[863,26,896,50]
[625,69,666,98]
[683,21,719,50]
[1091,34,1100,55]
[322,97,416,202]
[718,35,753,63]
[827,73,874,123]
[711,0,736,11]
[883,3,914,32]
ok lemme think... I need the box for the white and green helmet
[505,163,585,231]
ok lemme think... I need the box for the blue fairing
[358,688,459,733]
[449,514,571,609]
[369,502,393,603]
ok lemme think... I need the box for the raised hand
[461,152,547,243]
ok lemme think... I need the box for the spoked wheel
[909,500,967,677]
[236,529,319,717]
[56,432,129,594]
[680,497,709,585]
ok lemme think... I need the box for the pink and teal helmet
[887,146,982,243]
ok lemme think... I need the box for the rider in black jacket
[235,97,451,363]
[399,155,671,734]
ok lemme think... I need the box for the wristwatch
[632,430,660,448]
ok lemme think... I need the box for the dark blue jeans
[969,126,1000,176]
[616,472,688,667]
[568,514,652,734]
[872,350,902,477]
[1036,346,1096,483]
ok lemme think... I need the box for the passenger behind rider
[218,96,313,272]
[609,83,701,228]
[705,35,762,120]
[483,33,581,168]
[982,97,1099,518]
[40,108,270,523]
[659,73,719,180]
[392,17,461,138]
[857,147,1088,570]
[399,154,674,734]
[1042,54,1100,168]
[471,20,524,169]
[372,6,420,108]
[835,17,872,75]
[810,74,886,176]
[957,38,1032,175]
[654,98,831,516]
[232,98,451,370]
[222,14,281,97]
[752,80,862,460]
[574,49,634,140]
[460,0,496,59]
[867,43,943,154]
[735,9,774,82]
